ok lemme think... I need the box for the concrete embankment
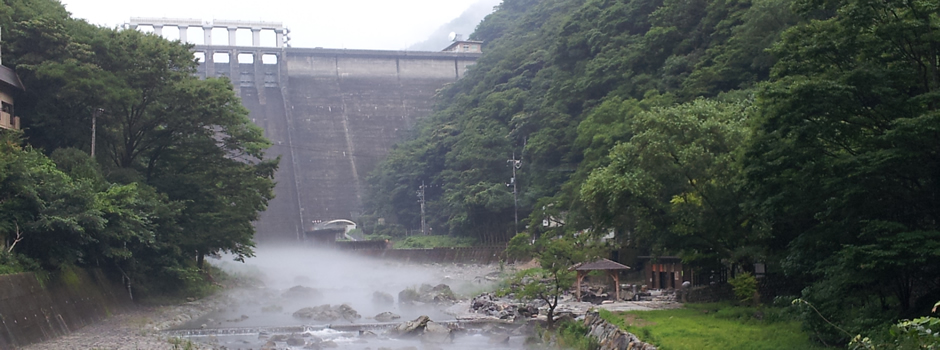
[0,269,131,349]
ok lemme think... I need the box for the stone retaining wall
[583,310,657,350]
[0,269,131,349]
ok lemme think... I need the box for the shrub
[729,272,758,305]
[556,319,599,350]
[849,302,940,350]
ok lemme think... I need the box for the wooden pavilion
[571,258,632,302]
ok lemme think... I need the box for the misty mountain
[406,0,501,51]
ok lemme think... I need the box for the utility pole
[417,181,427,235]
[507,152,522,235]
[91,108,103,157]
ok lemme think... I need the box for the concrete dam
[192,44,479,242]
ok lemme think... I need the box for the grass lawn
[391,235,478,248]
[604,303,830,350]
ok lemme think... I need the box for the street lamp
[507,153,522,235]
[417,181,427,235]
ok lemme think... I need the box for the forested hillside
[0,0,277,298]
[365,0,940,344]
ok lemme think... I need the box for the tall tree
[580,97,757,265]
[744,0,940,342]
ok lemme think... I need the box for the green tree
[506,232,599,329]
[580,97,757,266]
[744,0,940,342]
[0,132,101,269]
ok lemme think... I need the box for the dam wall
[197,46,480,242]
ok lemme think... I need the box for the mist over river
[177,245,529,349]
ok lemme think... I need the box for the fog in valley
[178,246,527,349]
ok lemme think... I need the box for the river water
[174,246,529,350]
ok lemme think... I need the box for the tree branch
[7,222,22,253]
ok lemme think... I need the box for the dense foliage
[366,0,940,345]
[0,0,276,298]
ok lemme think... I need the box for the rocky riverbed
[22,247,678,350]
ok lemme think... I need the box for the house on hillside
[442,39,483,53]
[0,63,24,131]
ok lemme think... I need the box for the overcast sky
[58,0,492,50]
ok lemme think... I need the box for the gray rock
[292,304,360,322]
[336,303,361,321]
[374,311,401,322]
[417,284,456,303]
[388,315,430,337]
[398,288,420,304]
[421,321,454,343]
[286,334,306,346]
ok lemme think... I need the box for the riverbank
[18,251,671,350]
[19,288,234,350]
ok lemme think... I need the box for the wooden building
[639,256,692,289]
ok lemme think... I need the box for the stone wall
[582,310,657,350]
[0,269,131,349]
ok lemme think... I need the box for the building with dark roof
[0,64,24,131]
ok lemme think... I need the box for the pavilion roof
[570,258,631,271]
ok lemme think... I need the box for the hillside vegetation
[365,0,940,345]
[0,0,276,299]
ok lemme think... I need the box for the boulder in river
[335,303,361,321]
[421,321,454,343]
[293,304,361,322]
[398,288,420,304]
[387,315,454,343]
[388,315,430,337]
[374,311,401,322]
[286,333,306,346]
[418,284,456,303]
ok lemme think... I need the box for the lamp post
[508,153,522,235]
[417,181,427,235]
[91,108,103,157]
